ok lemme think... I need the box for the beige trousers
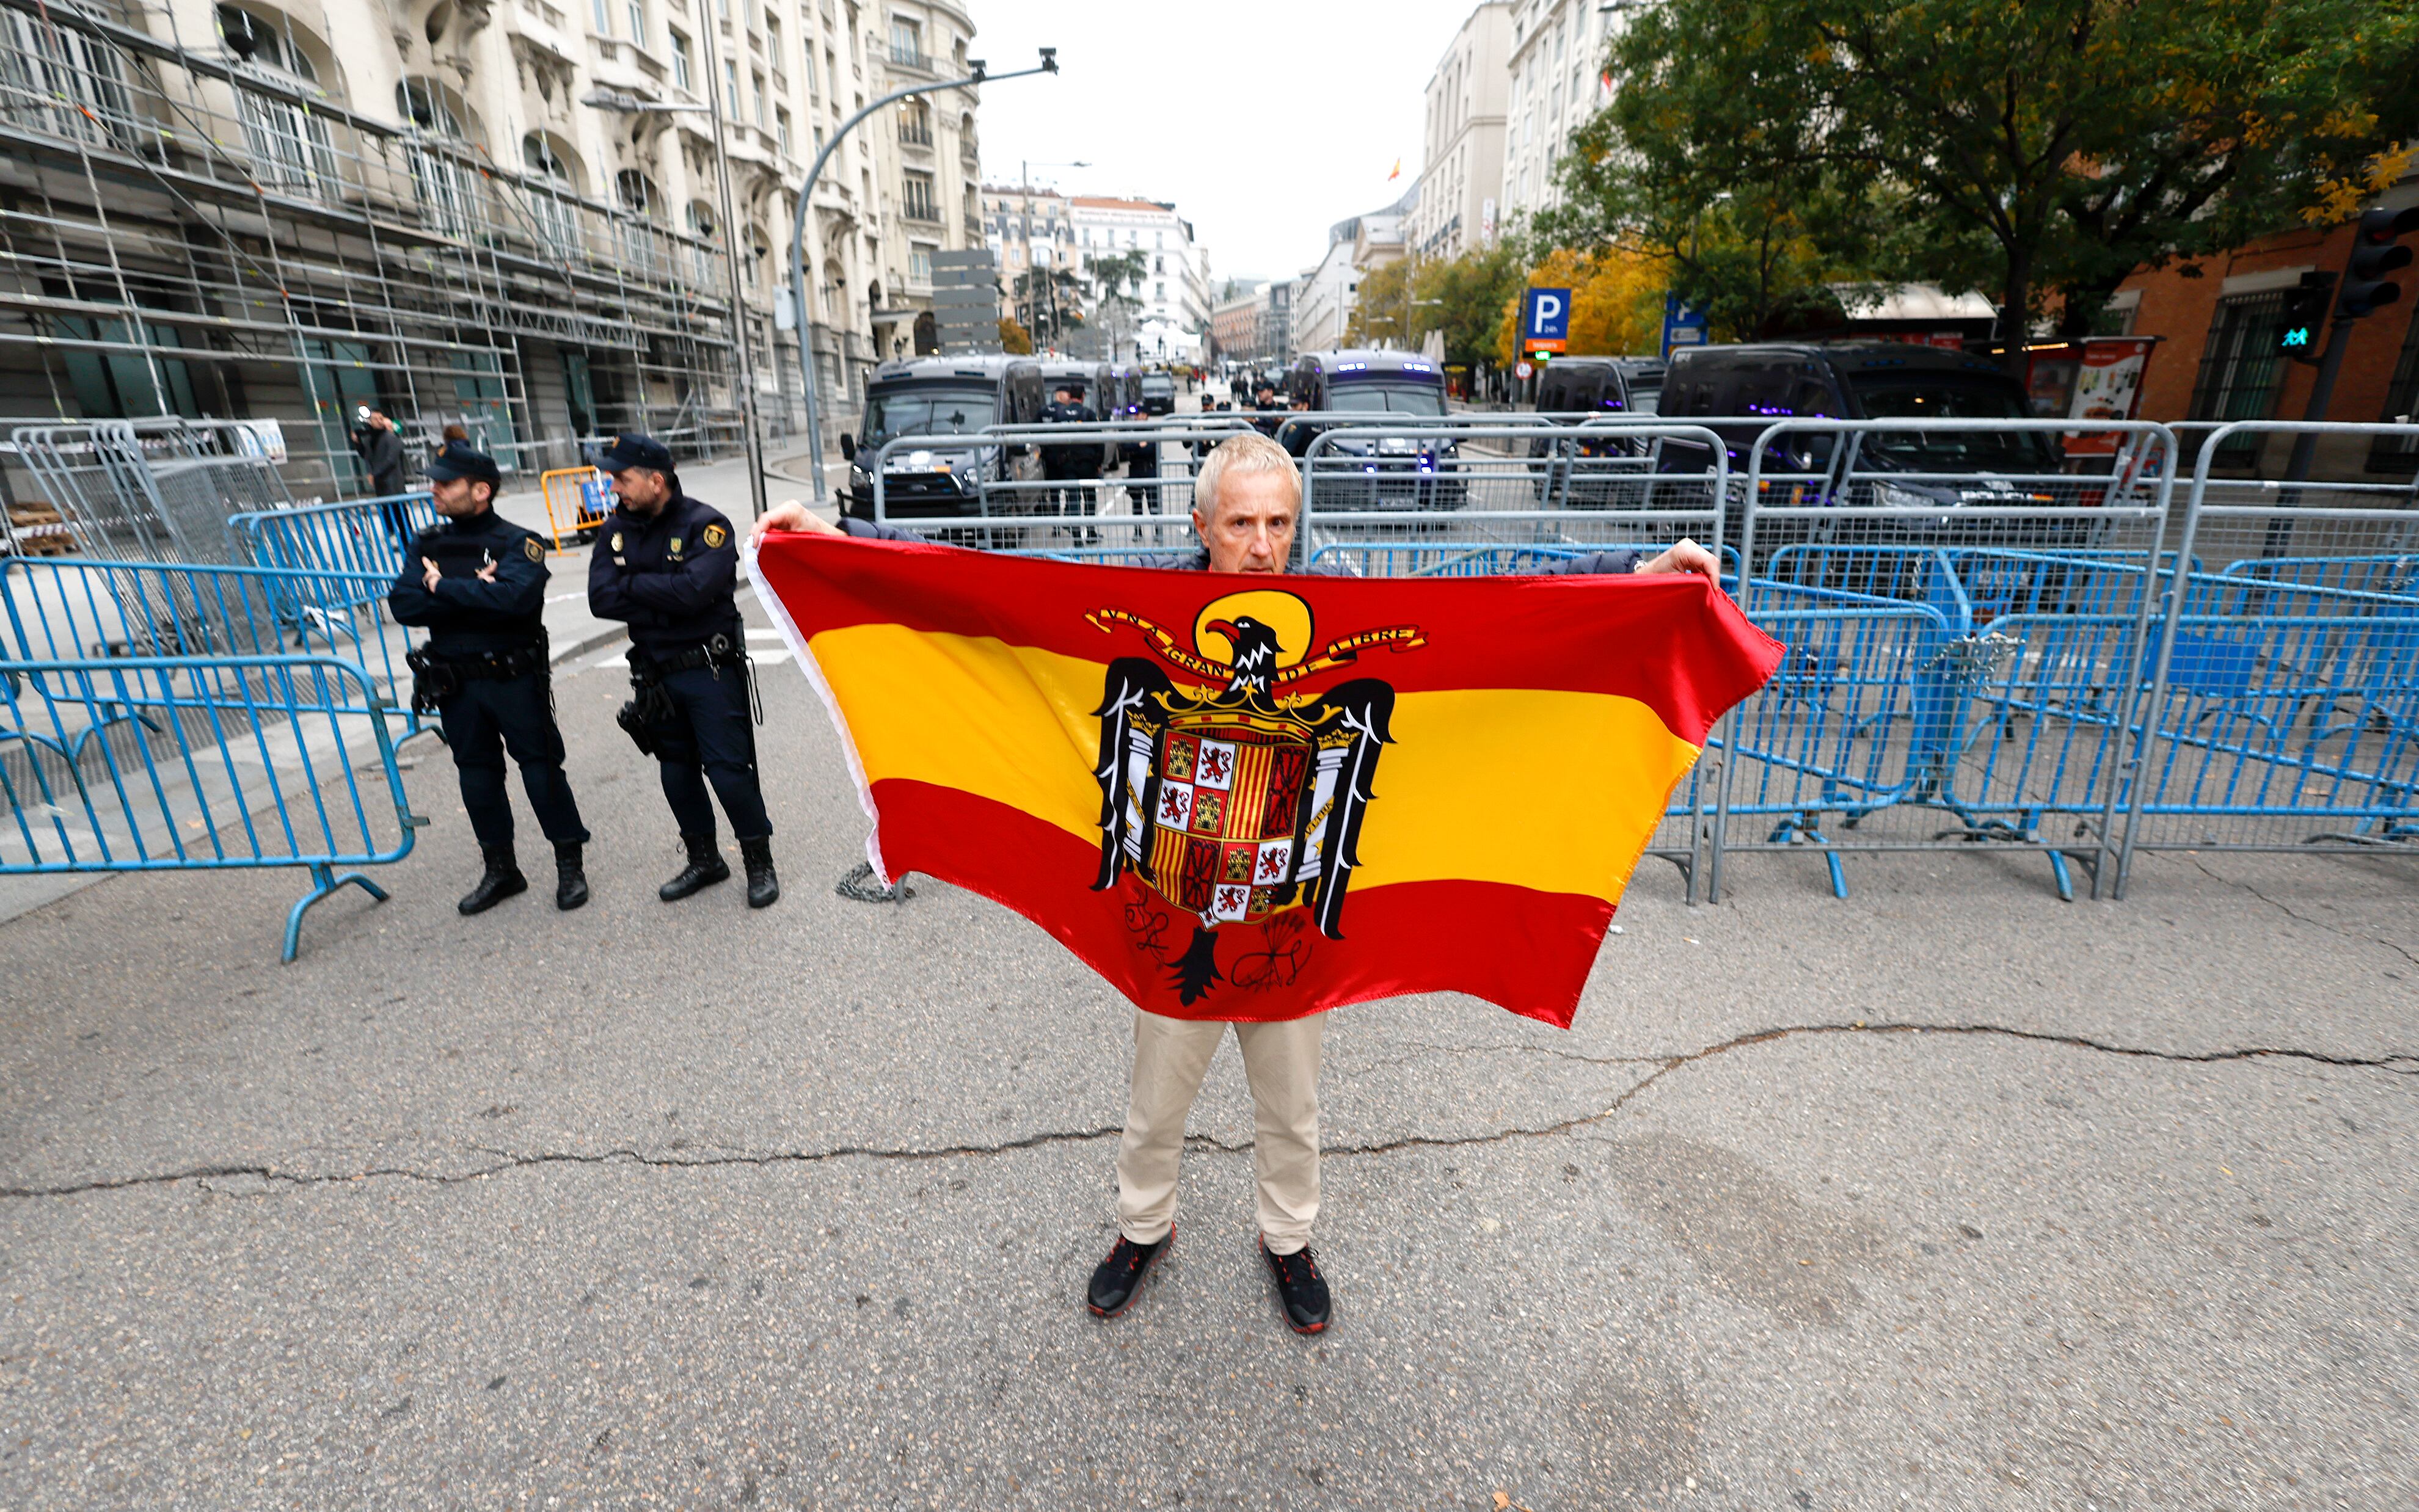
[1115,1009,1324,1254]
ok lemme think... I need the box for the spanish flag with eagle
[751,536,1781,1029]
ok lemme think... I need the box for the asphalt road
[2,586,2415,1510]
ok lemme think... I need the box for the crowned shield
[1144,708,1316,925]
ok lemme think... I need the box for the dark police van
[1137,368,1177,415]
[841,355,1045,521]
[1659,341,2056,482]
[1658,341,2068,549]
[1284,348,1464,510]
[1527,355,1652,504]
[1533,356,1636,418]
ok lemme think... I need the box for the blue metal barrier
[2215,554,2419,597]
[1712,587,1954,900]
[233,492,434,578]
[0,652,423,959]
[0,557,428,747]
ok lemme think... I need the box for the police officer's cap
[595,432,674,473]
[424,439,501,489]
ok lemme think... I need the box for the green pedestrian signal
[2277,271,2334,363]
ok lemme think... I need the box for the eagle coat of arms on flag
[1088,589,1425,1003]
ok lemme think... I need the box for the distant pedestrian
[387,440,590,915]
[353,409,413,548]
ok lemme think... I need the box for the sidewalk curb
[550,623,628,666]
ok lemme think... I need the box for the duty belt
[628,633,744,681]
[406,638,548,711]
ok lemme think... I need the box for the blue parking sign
[1522,287,1571,351]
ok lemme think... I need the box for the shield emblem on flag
[1144,710,1316,925]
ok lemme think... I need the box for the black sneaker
[1085,1226,1172,1320]
[1260,1235,1330,1334]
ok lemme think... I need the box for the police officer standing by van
[1038,383,1101,517]
[387,440,591,914]
[586,434,779,908]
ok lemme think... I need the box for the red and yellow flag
[753,537,1780,1028]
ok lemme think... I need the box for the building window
[2370,307,2419,474]
[626,0,645,46]
[724,59,740,117]
[670,29,692,90]
[776,106,792,156]
[753,71,767,126]
[1155,282,1166,301]
[889,17,922,67]
[900,100,932,145]
[2187,290,2291,464]
[910,244,933,283]
[900,170,936,220]
[591,0,610,34]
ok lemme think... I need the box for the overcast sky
[971,0,1482,285]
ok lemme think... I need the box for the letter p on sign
[1523,286,1570,353]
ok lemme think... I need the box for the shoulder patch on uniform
[523,536,543,562]
[610,531,623,551]
[702,523,727,549]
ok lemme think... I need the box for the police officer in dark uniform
[585,433,779,908]
[387,440,591,914]
[1037,384,1101,517]
[1250,379,1285,440]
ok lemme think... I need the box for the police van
[840,355,1045,521]
[1283,349,1465,511]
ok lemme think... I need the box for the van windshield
[1849,376,2056,468]
[1625,378,1661,415]
[1140,374,1175,393]
[864,390,997,446]
[1327,382,1446,416]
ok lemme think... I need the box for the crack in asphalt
[5,1020,2410,1201]
[2187,857,2419,969]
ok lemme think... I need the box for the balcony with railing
[899,121,934,147]
[887,44,932,73]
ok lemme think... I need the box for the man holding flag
[747,434,1761,1335]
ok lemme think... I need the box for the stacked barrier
[2115,421,2419,892]
[1,557,429,959]
[540,468,615,551]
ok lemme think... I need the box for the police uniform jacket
[387,509,550,653]
[1038,401,1103,473]
[586,492,743,655]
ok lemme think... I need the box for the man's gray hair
[1194,431,1301,518]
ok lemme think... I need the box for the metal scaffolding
[0,0,744,501]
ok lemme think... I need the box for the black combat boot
[458,845,527,915]
[739,836,779,909]
[554,840,589,910]
[659,832,730,901]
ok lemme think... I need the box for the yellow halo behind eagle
[1193,589,1313,669]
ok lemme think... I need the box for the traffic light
[2337,205,2419,321]
[2277,271,2335,362]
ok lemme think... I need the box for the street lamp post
[1020,158,1087,352]
[583,24,768,519]
[787,51,1059,508]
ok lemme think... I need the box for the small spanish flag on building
[753,538,1780,1028]
[1387,157,1403,181]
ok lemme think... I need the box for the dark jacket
[356,425,407,495]
[836,517,1645,576]
[386,508,549,653]
[587,492,743,653]
[1039,401,1101,476]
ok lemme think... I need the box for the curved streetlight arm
[788,55,1058,506]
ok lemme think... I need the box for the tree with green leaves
[1549,0,2419,368]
